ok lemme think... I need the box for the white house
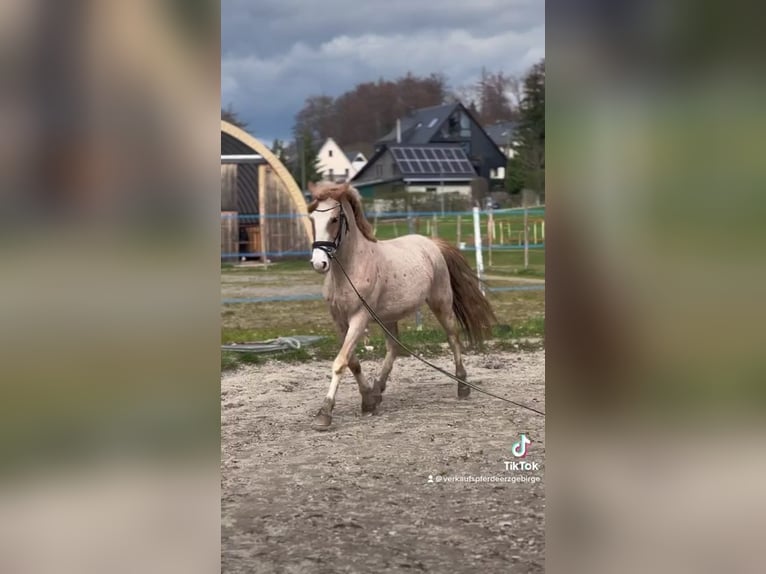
[484,121,517,180]
[316,137,367,182]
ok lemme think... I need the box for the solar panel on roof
[388,145,477,178]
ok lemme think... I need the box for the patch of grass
[493,317,545,339]
[220,317,545,369]
[492,338,545,352]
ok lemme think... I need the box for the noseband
[311,204,347,258]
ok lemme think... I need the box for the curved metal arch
[221,120,312,243]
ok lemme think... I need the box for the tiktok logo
[511,434,531,458]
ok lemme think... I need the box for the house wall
[405,184,471,196]
[316,138,355,182]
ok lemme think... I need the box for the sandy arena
[222,350,545,573]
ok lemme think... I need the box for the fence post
[432,213,438,238]
[523,207,529,269]
[456,215,462,247]
[373,215,378,236]
[533,221,538,244]
[499,221,504,245]
[541,220,545,242]
[472,206,485,293]
[393,220,398,237]
[487,207,493,268]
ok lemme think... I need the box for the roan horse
[308,181,496,429]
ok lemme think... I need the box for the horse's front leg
[314,311,370,430]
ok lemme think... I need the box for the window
[328,150,333,157]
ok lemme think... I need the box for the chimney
[396,119,401,143]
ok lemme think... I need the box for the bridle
[311,203,348,257]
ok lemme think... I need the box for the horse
[307,181,496,429]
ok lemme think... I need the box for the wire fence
[221,206,546,266]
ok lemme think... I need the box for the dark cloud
[222,0,544,142]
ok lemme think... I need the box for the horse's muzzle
[311,249,331,273]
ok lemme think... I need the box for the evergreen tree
[291,130,322,190]
[270,139,289,166]
[221,104,248,129]
[506,60,545,198]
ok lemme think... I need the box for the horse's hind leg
[348,352,378,414]
[429,302,470,398]
[376,321,400,394]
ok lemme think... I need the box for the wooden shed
[221,120,312,261]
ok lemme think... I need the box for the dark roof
[377,102,460,145]
[352,143,477,184]
[345,151,365,162]
[484,121,518,147]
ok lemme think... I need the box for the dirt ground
[221,350,545,573]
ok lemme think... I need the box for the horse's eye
[330,217,338,224]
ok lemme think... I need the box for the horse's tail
[434,238,497,346]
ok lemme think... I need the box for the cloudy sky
[221,0,544,143]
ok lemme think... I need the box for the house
[316,137,367,182]
[484,120,518,179]
[351,102,507,206]
[346,150,368,175]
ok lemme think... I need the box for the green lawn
[370,211,545,276]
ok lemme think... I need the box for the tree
[292,73,447,148]
[293,95,336,144]
[476,68,517,124]
[449,69,519,125]
[505,60,544,197]
[291,129,322,190]
[270,139,289,166]
[221,104,248,129]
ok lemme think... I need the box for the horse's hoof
[313,412,333,430]
[457,382,471,399]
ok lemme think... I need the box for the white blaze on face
[309,200,341,274]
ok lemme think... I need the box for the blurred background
[547,0,766,572]
[4,0,766,572]
[0,1,219,573]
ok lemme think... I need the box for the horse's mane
[307,181,377,242]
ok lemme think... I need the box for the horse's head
[307,181,349,273]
